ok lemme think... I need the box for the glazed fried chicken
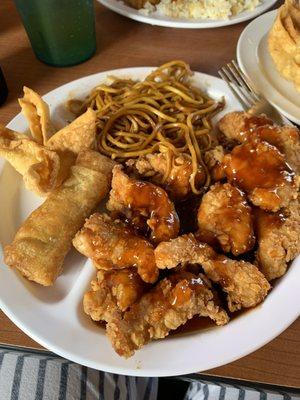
[204,145,226,182]
[106,165,180,243]
[106,271,229,358]
[222,140,299,212]
[73,213,159,283]
[155,234,270,312]
[127,152,205,200]
[218,112,274,145]
[218,111,300,173]
[84,269,146,323]
[197,183,255,255]
[255,198,300,281]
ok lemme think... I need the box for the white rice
[139,0,261,20]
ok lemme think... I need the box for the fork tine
[218,69,249,111]
[222,65,257,107]
[220,66,255,108]
[232,60,261,102]
[227,62,259,105]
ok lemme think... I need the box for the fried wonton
[18,86,56,144]
[46,108,96,154]
[268,0,300,92]
[0,124,61,195]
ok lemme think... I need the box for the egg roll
[18,86,56,144]
[0,125,61,196]
[4,151,115,286]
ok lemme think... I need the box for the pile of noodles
[75,61,224,194]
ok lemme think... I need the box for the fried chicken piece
[106,271,229,357]
[222,140,299,212]
[218,111,300,172]
[204,145,226,181]
[218,112,273,145]
[255,198,300,281]
[106,165,180,243]
[127,153,206,200]
[84,269,146,323]
[73,213,159,283]
[197,183,255,255]
[154,234,270,312]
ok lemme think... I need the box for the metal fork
[218,60,286,125]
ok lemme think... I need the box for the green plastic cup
[14,0,96,67]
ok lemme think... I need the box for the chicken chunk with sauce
[222,140,299,212]
[127,152,206,200]
[218,111,300,173]
[197,183,255,255]
[155,234,270,312]
[84,269,146,323]
[106,271,229,358]
[255,198,300,281]
[106,165,180,243]
[73,213,159,283]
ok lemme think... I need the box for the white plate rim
[98,0,278,29]
[237,9,300,125]
[0,67,299,377]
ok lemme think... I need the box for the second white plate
[99,0,277,29]
[237,10,300,125]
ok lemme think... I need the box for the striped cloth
[184,381,300,400]
[0,348,299,400]
[0,349,157,400]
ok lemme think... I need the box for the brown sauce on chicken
[173,308,249,336]
[123,180,180,243]
[224,141,294,192]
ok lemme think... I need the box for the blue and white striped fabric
[0,348,299,400]
[184,381,300,400]
[0,349,157,400]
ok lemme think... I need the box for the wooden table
[0,0,299,389]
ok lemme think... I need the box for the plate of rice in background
[98,0,277,28]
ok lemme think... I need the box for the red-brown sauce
[223,141,294,194]
[172,308,247,336]
[124,180,180,243]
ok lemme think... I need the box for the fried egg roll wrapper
[18,86,56,144]
[0,124,62,196]
[4,151,115,286]
[46,108,96,154]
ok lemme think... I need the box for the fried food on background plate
[84,269,147,323]
[73,213,159,283]
[218,111,300,173]
[106,165,180,243]
[197,183,255,256]
[106,271,229,358]
[18,86,56,145]
[0,125,61,196]
[126,152,206,200]
[222,140,299,212]
[155,234,270,312]
[124,0,159,9]
[255,197,300,281]
[268,0,300,92]
[4,151,115,286]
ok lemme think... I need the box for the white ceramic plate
[99,0,277,29]
[237,10,300,125]
[0,67,299,377]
